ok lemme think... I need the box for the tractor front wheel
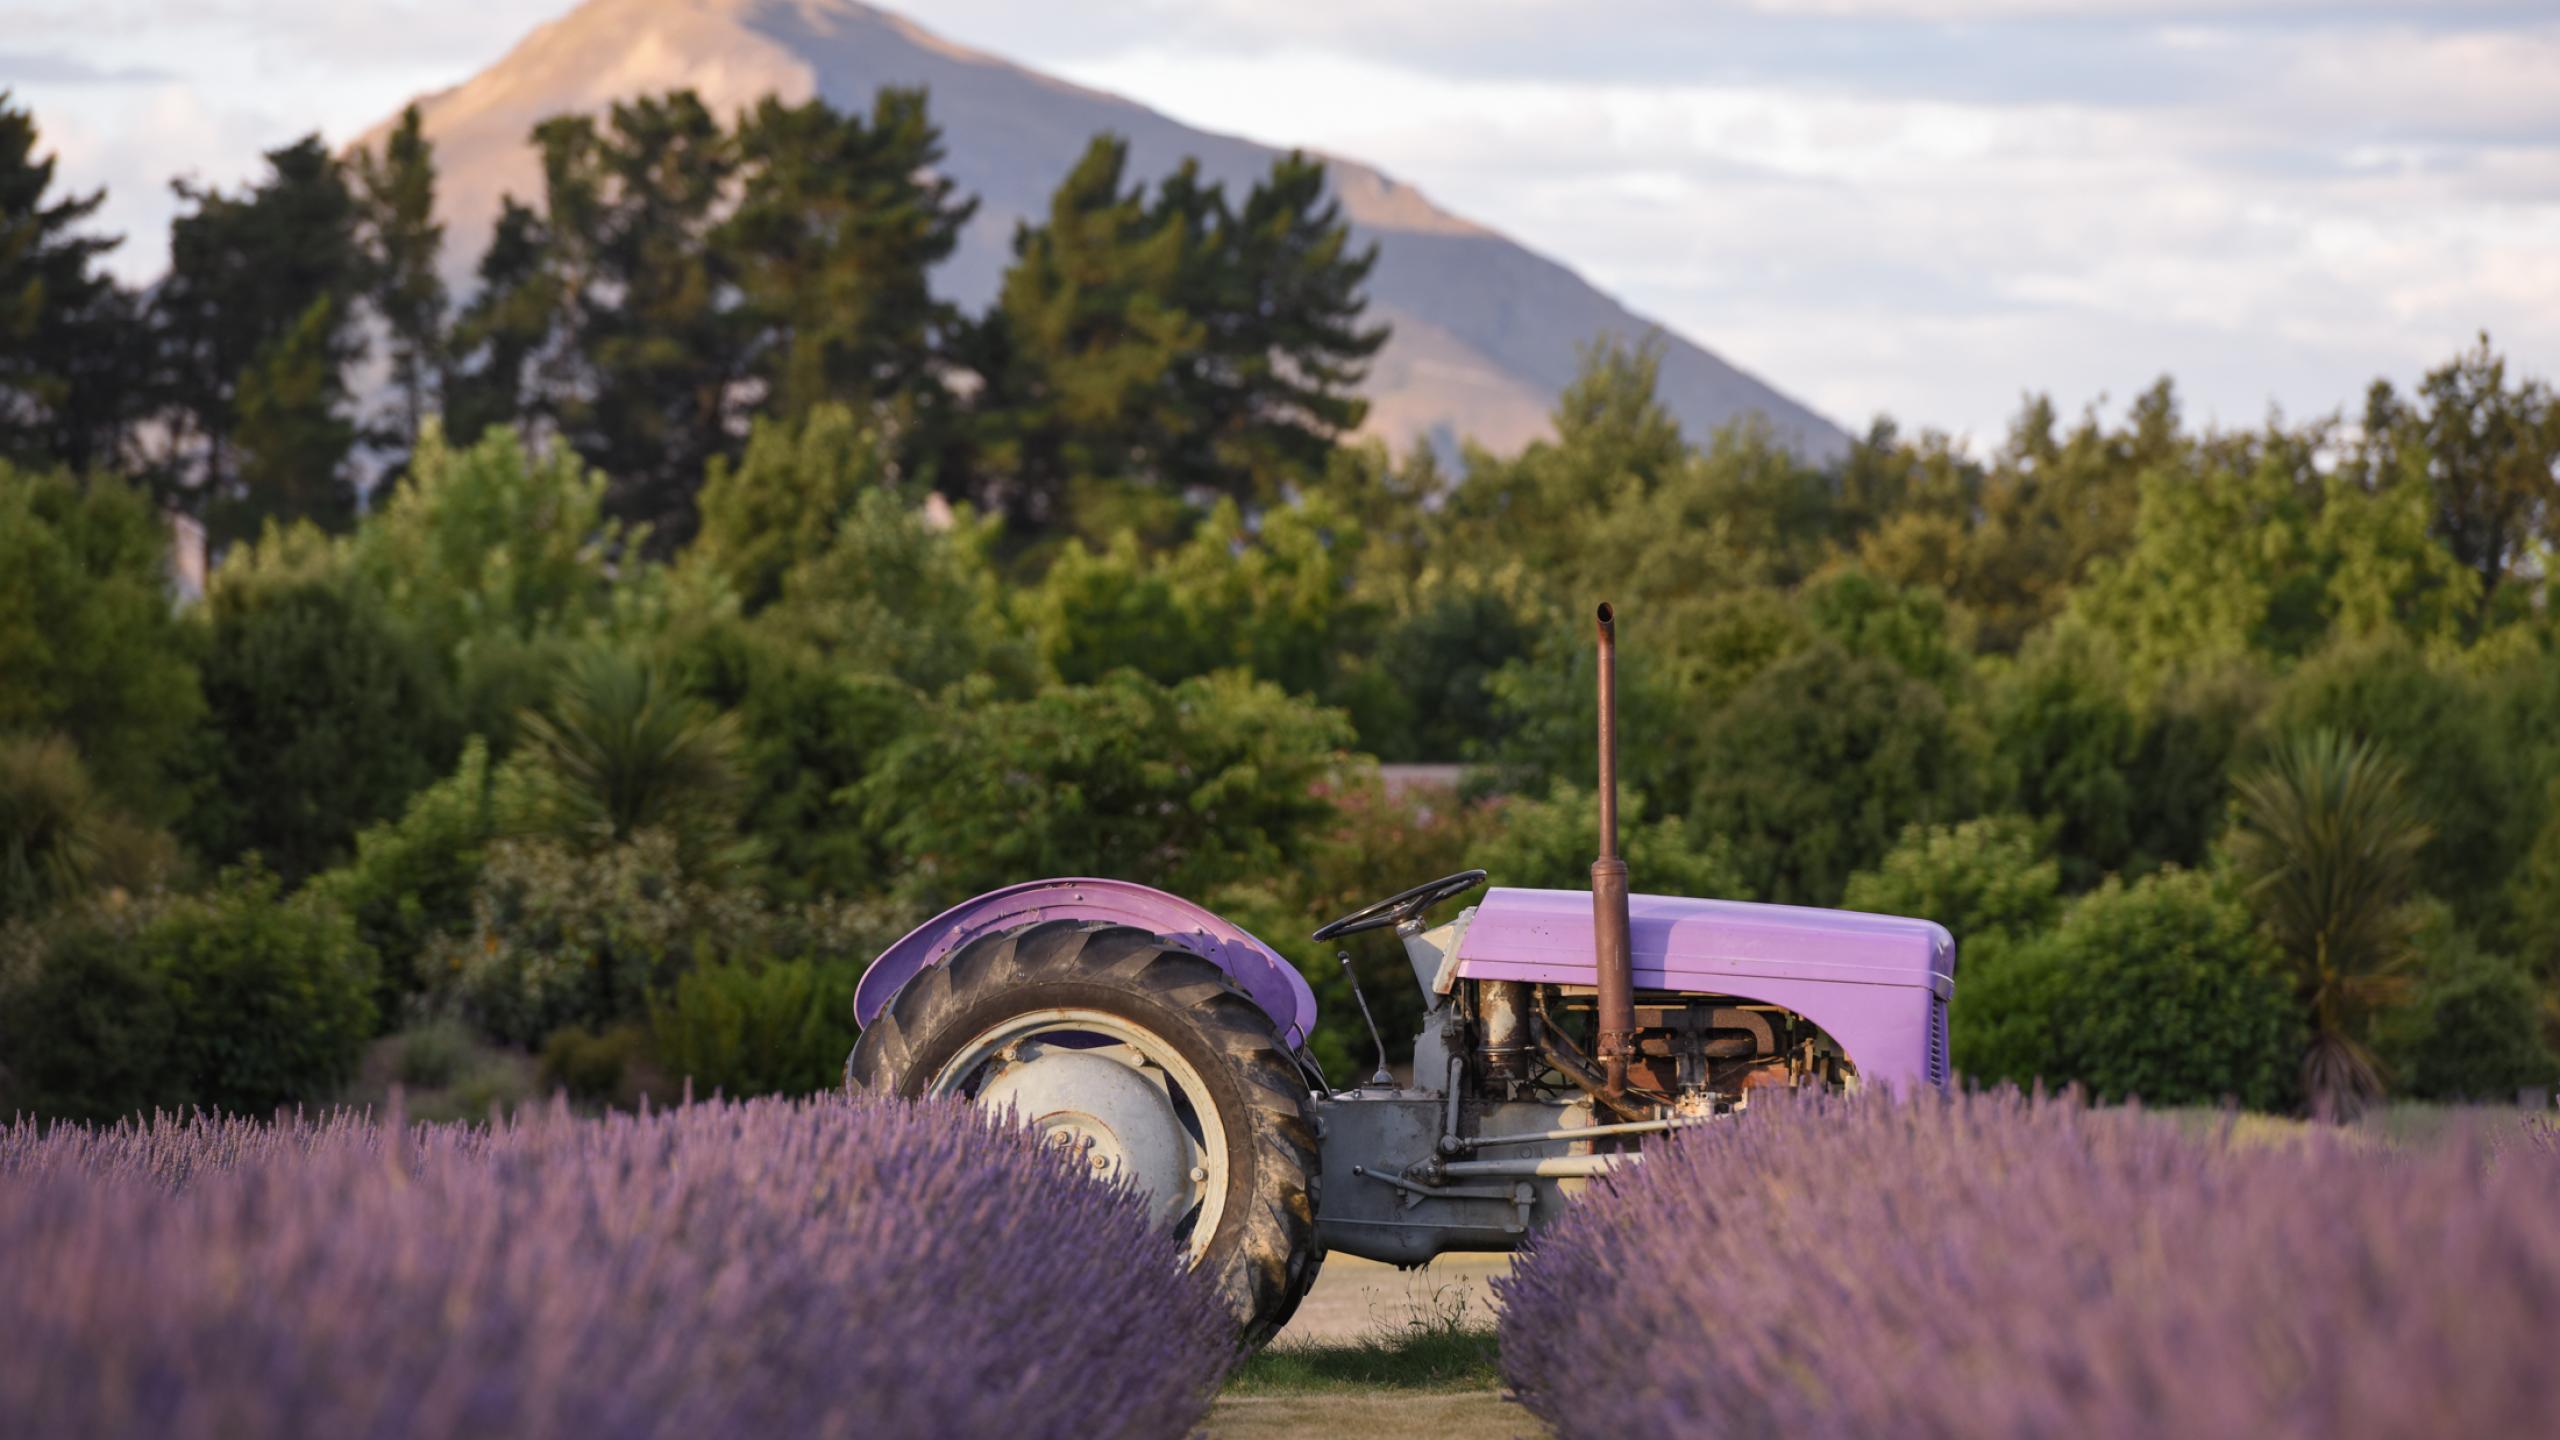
[845,919,1324,1345]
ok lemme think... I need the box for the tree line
[0,87,1382,552]
[3,86,2558,1124]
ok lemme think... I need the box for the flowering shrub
[1498,1090,2560,1440]
[0,1095,1233,1439]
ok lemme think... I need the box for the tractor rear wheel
[846,919,1324,1345]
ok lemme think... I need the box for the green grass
[2159,1101,2553,1152]
[1227,1292,1502,1397]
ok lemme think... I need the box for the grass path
[1209,1254,1546,1438]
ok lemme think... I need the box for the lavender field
[1498,1092,2560,1440]
[0,1097,1234,1440]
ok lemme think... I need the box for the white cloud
[1030,10,2560,438]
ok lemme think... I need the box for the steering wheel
[1312,870,1489,942]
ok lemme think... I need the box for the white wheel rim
[928,1008,1229,1262]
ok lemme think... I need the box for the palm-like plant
[515,649,745,861]
[2228,729,2430,1120]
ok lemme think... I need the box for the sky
[8,0,2558,444]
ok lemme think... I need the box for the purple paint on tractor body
[1452,888,1955,1091]
[853,878,1320,1047]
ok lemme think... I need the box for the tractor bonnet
[1450,887,1957,1090]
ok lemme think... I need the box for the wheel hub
[977,1045,1206,1229]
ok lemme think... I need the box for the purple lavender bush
[0,1095,1232,1440]
[1498,1091,2560,1440]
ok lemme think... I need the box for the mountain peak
[364,0,1845,459]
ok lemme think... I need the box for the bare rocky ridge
[359,0,1847,460]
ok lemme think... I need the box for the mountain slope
[366,0,1847,460]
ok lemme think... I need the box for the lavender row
[1497,1091,2560,1440]
[0,1095,1233,1440]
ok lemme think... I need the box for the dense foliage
[1497,1091,2560,1439]
[0,867,376,1120]
[1958,869,2304,1110]
[3,79,2556,1118]
[0,1097,1233,1438]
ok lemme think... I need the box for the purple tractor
[846,604,1956,1341]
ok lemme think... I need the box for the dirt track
[1272,1252,1515,1345]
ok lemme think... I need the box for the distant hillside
[359,0,1848,461]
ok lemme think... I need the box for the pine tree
[353,103,448,462]
[230,295,358,536]
[0,92,142,473]
[2360,335,2560,629]
[156,134,364,544]
[445,196,556,446]
[533,92,744,546]
[724,89,974,421]
[976,140,1386,527]
[1178,152,1385,497]
[979,136,1202,524]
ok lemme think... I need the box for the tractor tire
[846,919,1324,1346]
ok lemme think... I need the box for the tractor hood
[1451,887,1955,998]
[1449,887,1956,1090]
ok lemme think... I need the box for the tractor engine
[1461,983,1850,1110]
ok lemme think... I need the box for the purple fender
[853,878,1320,1049]
[1450,888,1956,1091]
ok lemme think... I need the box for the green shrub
[537,1022,656,1105]
[346,423,632,741]
[691,404,897,614]
[667,619,916,898]
[304,738,509,1022]
[1471,784,1743,900]
[2123,660,2266,871]
[440,830,892,1048]
[1691,643,1977,906]
[1800,568,1971,693]
[391,1018,477,1090]
[1358,577,1538,762]
[145,866,379,1114]
[2506,777,2560,982]
[7,870,381,1119]
[855,669,1352,909]
[1979,628,2141,884]
[2267,635,2522,913]
[442,1058,537,1122]
[442,831,749,1046]
[775,499,1028,698]
[0,466,205,822]
[2376,908,2556,1101]
[0,907,179,1122]
[1845,818,2061,1059]
[184,542,459,879]
[648,957,865,1098]
[1842,814,2061,942]
[341,1020,538,1124]
[1964,868,2301,1110]
[1479,629,1703,808]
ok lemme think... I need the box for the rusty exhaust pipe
[1592,602,1636,1104]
